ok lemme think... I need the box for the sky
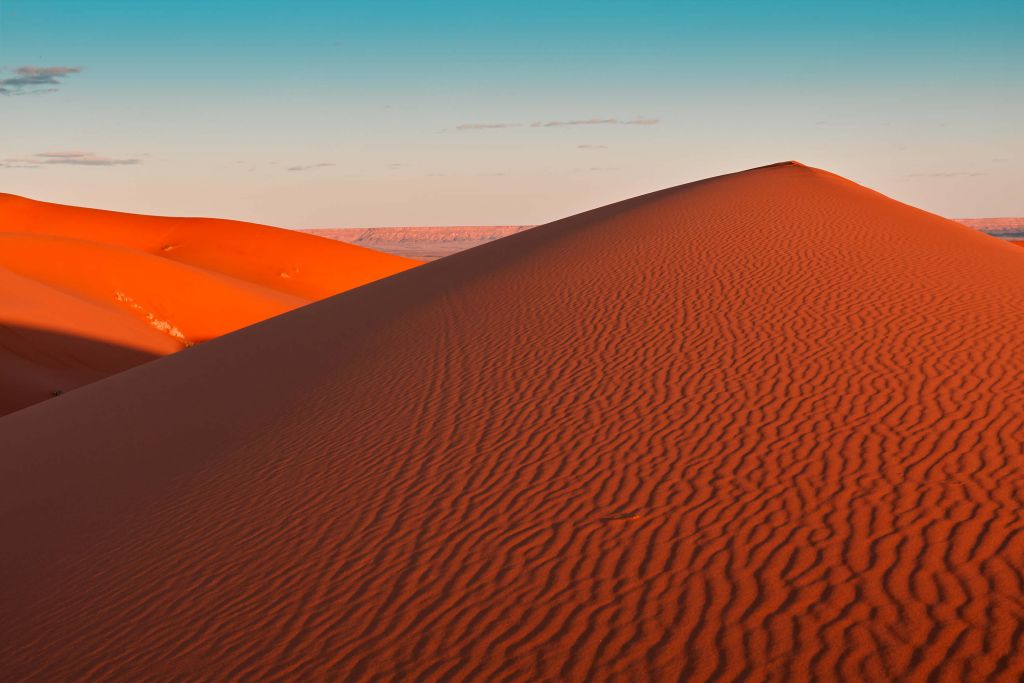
[0,0,1021,227]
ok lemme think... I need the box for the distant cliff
[303,226,534,260]
[954,217,1024,237]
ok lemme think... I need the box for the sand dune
[3,162,1024,680]
[0,193,418,414]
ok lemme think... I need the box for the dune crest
[0,193,418,414]
[3,163,1024,680]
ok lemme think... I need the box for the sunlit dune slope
[3,162,1024,681]
[0,193,419,414]
[0,193,417,299]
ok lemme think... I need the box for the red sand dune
[0,193,418,415]
[3,162,1024,680]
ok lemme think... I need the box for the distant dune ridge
[4,162,1024,680]
[0,193,419,415]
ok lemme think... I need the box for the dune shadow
[0,324,163,417]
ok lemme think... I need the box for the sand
[0,193,418,414]
[3,162,1024,680]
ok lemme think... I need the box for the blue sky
[1,0,1021,226]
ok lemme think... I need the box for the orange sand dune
[0,193,418,299]
[3,162,1024,680]
[0,193,418,414]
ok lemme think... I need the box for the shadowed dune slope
[3,162,1024,681]
[0,193,419,414]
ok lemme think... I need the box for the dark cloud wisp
[0,66,82,95]
[286,162,335,172]
[35,152,140,166]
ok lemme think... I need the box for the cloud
[286,162,334,172]
[34,151,140,166]
[455,122,521,130]
[904,171,988,178]
[1,151,141,168]
[0,66,82,95]
[456,117,658,131]
[578,144,609,149]
[532,117,658,128]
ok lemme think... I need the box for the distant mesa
[0,193,418,416]
[304,225,535,260]
[953,217,1024,240]
[953,216,1024,231]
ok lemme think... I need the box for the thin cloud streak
[532,117,658,128]
[286,162,335,172]
[456,117,659,131]
[1,152,141,167]
[905,171,988,178]
[35,152,140,166]
[455,123,521,130]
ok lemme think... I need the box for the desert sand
[0,193,418,415]
[3,162,1024,680]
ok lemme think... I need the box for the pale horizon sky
[1,0,1021,228]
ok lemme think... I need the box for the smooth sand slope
[0,193,418,414]
[3,162,1024,681]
